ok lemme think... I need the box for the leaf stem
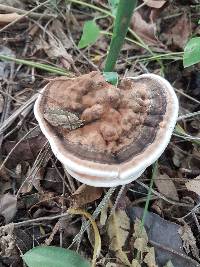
[104,0,137,71]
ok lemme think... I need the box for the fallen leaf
[50,20,72,50]
[131,259,141,267]
[154,173,179,201]
[107,209,131,266]
[14,228,33,253]
[185,175,200,196]
[143,0,166,8]
[0,193,17,223]
[132,219,158,266]
[0,224,15,257]
[134,237,149,253]
[178,223,200,261]
[40,37,73,70]
[163,260,175,267]
[144,247,158,267]
[128,207,199,267]
[131,11,164,47]
[161,13,191,49]
[133,218,148,241]
[42,167,63,194]
[172,147,185,167]
[0,13,23,25]
[70,184,103,208]
[4,133,47,167]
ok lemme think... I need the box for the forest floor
[0,0,200,266]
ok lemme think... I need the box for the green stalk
[104,0,137,72]
[0,55,71,76]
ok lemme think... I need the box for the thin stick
[0,4,56,20]
[104,0,137,71]
[1,212,69,228]
[136,180,193,208]
[177,110,200,121]
[0,0,52,33]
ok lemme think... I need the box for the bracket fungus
[34,71,178,187]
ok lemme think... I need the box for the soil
[0,1,200,267]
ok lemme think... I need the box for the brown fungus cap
[34,71,178,187]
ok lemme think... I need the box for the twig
[149,239,200,267]
[136,180,193,208]
[177,111,200,121]
[0,93,38,135]
[0,4,57,20]
[175,88,200,105]
[181,203,200,219]
[0,0,52,33]
[1,212,70,228]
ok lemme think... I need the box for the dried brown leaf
[0,224,15,257]
[50,20,72,50]
[161,13,190,49]
[131,11,164,47]
[107,210,131,266]
[0,193,17,223]
[35,35,73,70]
[163,260,175,267]
[70,184,103,208]
[144,247,158,267]
[154,173,179,201]
[178,223,200,261]
[134,237,149,253]
[143,0,166,8]
[185,175,200,196]
[4,134,47,166]
[133,218,148,241]
[131,259,141,267]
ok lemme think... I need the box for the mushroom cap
[34,72,178,187]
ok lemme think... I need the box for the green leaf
[103,71,118,85]
[78,20,100,49]
[22,246,90,267]
[108,0,119,15]
[183,37,200,67]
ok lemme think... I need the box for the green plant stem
[69,0,165,71]
[141,161,158,229]
[100,30,144,49]
[0,55,71,76]
[104,0,137,71]
[136,161,158,263]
